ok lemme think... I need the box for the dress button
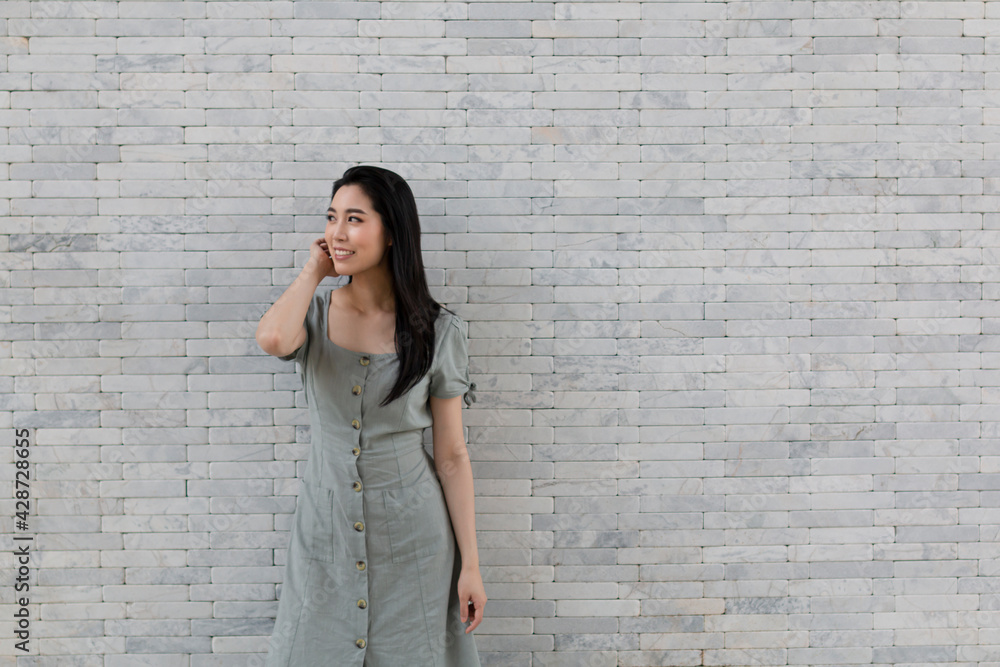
[352,419,360,429]
[354,521,364,531]
[353,481,362,492]
[359,356,370,366]
[352,385,362,395]
[352,447,360,456]
[356,638,366,648]
[357,598,367,609]
[356,560,366,571]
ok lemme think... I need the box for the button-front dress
[264,288,481,667]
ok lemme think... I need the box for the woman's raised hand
[307,237,339,279]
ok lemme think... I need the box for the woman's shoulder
[431,307,466,351]
[327,285,347,308]
[434,307,465,333]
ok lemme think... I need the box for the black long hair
[331,165,450,406]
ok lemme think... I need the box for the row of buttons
[355,356,369,651]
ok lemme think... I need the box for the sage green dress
[265,288,480,667]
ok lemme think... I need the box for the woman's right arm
[256,238,337,358]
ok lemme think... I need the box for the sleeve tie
[463,381,477,407]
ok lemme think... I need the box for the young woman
[256,165,485,666]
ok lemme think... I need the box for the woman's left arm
[430,394,486,633]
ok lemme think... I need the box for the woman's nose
[331,220,347,239]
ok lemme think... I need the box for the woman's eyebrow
[328,207,367,214]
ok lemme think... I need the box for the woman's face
[325,184,391,277]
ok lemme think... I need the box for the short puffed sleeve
[429,312,477,407]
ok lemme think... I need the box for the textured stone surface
[2,1,1000,665]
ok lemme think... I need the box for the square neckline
[323,288,398,357]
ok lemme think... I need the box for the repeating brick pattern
[2,1,999,665]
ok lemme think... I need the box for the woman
[256,165,485,666]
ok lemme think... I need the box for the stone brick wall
[3,1,999,665]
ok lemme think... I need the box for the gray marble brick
[4,2,1000,665]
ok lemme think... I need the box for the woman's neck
[345,266,395,315]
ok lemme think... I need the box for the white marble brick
[3,1,997,665]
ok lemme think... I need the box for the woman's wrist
[302,259,332,281]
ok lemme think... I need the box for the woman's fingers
[464,598,484,632]
[311,238,337,277]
